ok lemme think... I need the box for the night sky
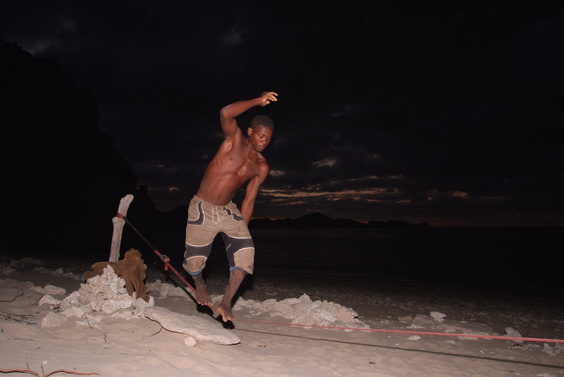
[2,1,563,227]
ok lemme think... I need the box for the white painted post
[109,194,134,262]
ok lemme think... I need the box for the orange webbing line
[233,319,564,344]
[119,213,562,344]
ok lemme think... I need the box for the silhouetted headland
[250,212,431,229]
[153,209,430,230]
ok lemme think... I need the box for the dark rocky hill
[0,39,156,255]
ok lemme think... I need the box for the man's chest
[234,157,260,180]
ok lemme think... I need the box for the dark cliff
[0,39,156,255]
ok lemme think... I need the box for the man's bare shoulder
[217,127,244,154]
[257,156,269,175]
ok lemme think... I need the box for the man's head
[250,115,274,131]
[247,115,274,152]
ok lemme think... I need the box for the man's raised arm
[220,92,278,138]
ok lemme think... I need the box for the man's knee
[232,248,255,275]
[183,256,207,275]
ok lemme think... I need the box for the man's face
[248,125,273,152]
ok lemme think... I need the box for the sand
[1,251,563,377]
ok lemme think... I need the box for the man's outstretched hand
[260,91,278,106]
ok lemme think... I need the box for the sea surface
[151,227,563,298]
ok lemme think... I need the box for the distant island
[154,209,430,230]
[249,212,431,229]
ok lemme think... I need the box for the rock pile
[40,265,153,328]
[38,265,240,345]
[234,294,370,331]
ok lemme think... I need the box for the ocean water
[151,227,563,298]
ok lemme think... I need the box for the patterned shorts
[183,196,255,275]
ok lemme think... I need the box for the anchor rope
[119,213,564,345]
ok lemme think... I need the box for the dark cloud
[2,1,564,226]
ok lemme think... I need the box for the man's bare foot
[214,269,247,322]
[195,285,213,308]
[216,303,234,322]
[192,273,213,308]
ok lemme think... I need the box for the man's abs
[197,169,247,206]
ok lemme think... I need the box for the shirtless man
[183,91,278,322]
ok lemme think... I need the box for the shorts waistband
[192,195,234,209]
[192,195,240,218]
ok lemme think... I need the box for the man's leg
[192,272,213,308]
[216,268,247,322]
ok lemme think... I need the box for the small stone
[430,311,446,322]
[41,312,67,327]
[504,327,524,343]
[39,294,61,306]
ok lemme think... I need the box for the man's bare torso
[197,134,266,206]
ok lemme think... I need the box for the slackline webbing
[119,213,564,345]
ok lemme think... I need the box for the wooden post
[109,194,134,262]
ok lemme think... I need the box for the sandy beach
[1,250,563,377]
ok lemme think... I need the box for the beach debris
[39,266,236,346]
[397,315,413,323]
[144,306,241,346]
[38,294,61,306]
[1,256,80,280]
[41,312,68,327]
[0,368,99,377]
[0,289,23,303]
[40,264,154,328]
[109,194,134,263]
[83,249,149,301]
[0,279,35,303]
[504,327,524,343]
[430,311,447,322]
[147,280,189,298]
[540,343,563,356]
[0,311,36,325]
[233,293,370,331]
[542,343,556,356]
[0,257,42,276]
[411,314,496,340]
[31,285,66,296]
[32,267,82,281]
[9,257,44,268]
